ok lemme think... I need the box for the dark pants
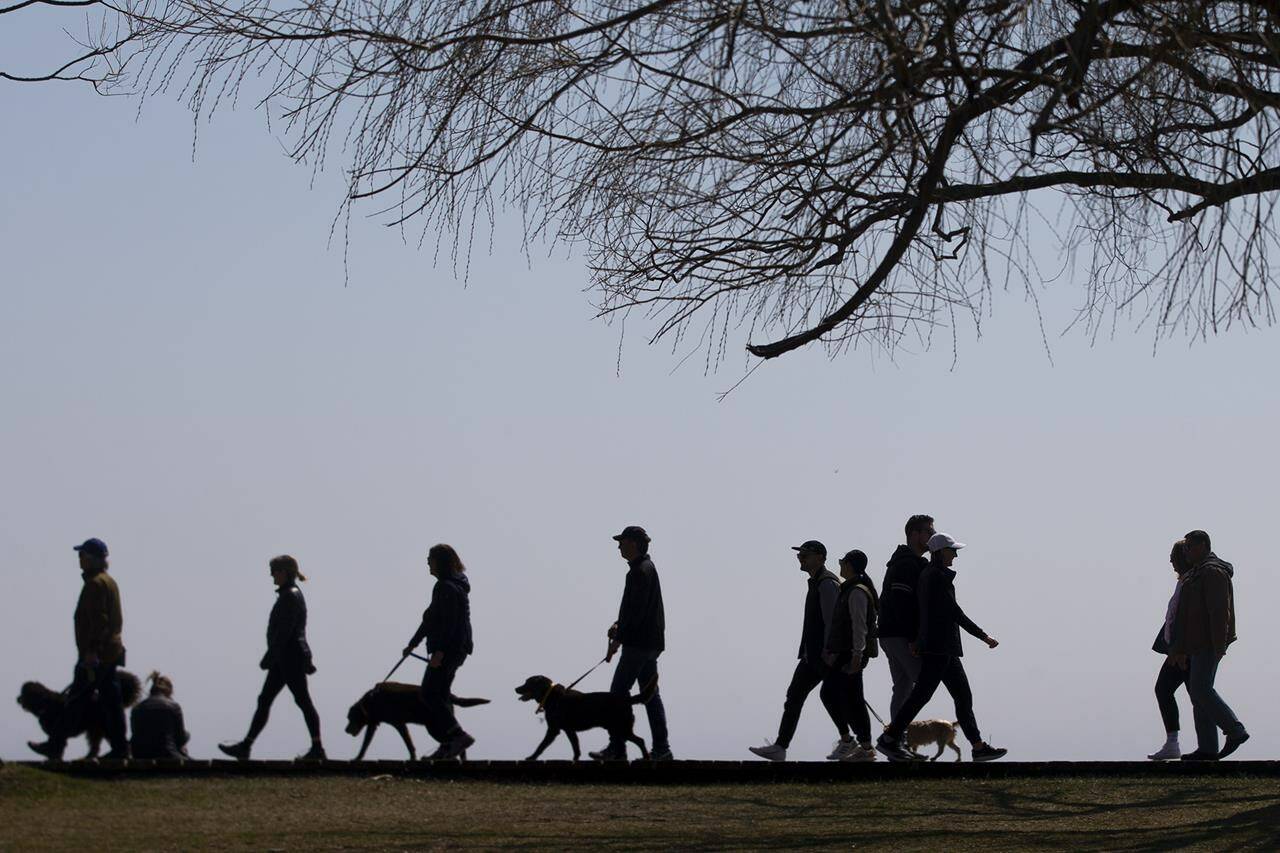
[608,646,668,752]
[1154,658,1189,734]
[885,654,981,744]
[56,662,127,753]
[1187,653,1245,754]
[827,665,872,744]
[421,657,467,744]
[776,658,842,748]
[247,663,320,742]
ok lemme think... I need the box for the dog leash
[565,655,610,692]
[865,700,886,727]
[379,651,433,684]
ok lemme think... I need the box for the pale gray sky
[3,13,1278,763]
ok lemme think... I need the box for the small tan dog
[905,719,962,761]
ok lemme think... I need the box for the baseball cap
[839,549,868,571]
[612,525,651,543]
[791,540,827,557]
[927,533,965,552]
[73,538,109,558]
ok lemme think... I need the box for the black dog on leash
[346,682,489,761]
[514,674,656,761]
[17,671,142,759]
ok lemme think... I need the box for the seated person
[130,672,190,760]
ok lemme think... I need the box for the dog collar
[535,683,558,715]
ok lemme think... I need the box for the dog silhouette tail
[450,695,490,707]
[631,675,659,705]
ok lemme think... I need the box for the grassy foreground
[2,764,1279,850]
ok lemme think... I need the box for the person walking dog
[219,555,325,761]
[876,533,1006,762]
[1168,529,1248,761]
[29,538,129,761]
[130,672,190,760]
[1148,539,1192,760]
[403,543,476,760]
[748,540,843,761]
[822,549,880,762]
[589,525,671,761]
[879,515,934,718]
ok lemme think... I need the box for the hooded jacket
[1168,554,1236,657]
[915,561,986,657]
[878,545,928,639]
[261,584,313,670]
[410,573,474,661]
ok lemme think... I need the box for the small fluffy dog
[17,671,143,759]
[514,674,656,761]
[905,719,962,761]
[345,681,489,761]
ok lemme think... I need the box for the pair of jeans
[421,657,467,743]
[885,654,981,744]
[608,646,668,752]
[248,663,321,742]
[775,658,842,748]
[57,662,127,753]
[880,637,923,720]
[827,665,871,744]
[1187,653,1245,753]
[1154,657,1189,734]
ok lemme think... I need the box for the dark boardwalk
[17,759,1280,783]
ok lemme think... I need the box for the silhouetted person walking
[1148,539,1192,760]
[403,543,475,760]
[130,672,190,760]
[219,555,325,761]
[30,538,129,761]
[1169,529,1248,761]
[822,549,880,762]
[589,525,671,761]
[879,515,934,719]
[749,540,842,761]
[876,534,1006,762]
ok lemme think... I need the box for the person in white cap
[875,533,1007,762]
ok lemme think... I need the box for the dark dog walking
[346,682,489,760]
[19,670,142,760]
[515,674,657,761]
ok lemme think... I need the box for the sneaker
[1148,742,1181,761]
[971,743,1008,762]
[297,744,327,761]
[588,746,628,762]
[438,733,475,761]
[841,744,878,762]
[218,741,252,761]
[826,740,855,761]
[748,741,786,762]
[650,746,674,761]
[28,740,65,761]
[1181,750,1219,762]
[875,733,914,762]
[421,743,449,761]
[1219,731,1250,760]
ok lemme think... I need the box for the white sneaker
[1148,742,1181,761]
[826,740,854,760]
[841,744,878,762]
[748,741,786,762]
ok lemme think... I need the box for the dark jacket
[825,574,880,663]
[74,569,125,665]
[261,584,313,671]
[616,556,665,652]
[410,573,474,661]
[798,569,840,663]
[915,562,986,657]
[1168,554,1236,657]
[130,695,190,760]
[878,546,928,639]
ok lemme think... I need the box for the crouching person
[403,544,475,760]
[130,672,190,760]
[822,550,879,762]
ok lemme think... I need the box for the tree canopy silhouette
[11,0,1280,362]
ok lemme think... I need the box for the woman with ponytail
[130,671,190,760]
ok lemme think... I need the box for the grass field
[3,764,1279,850]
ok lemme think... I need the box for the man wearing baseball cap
[29,538,129,761]
[876,533,1007,762]
[588,525,671,761]
[748,540,843,761]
